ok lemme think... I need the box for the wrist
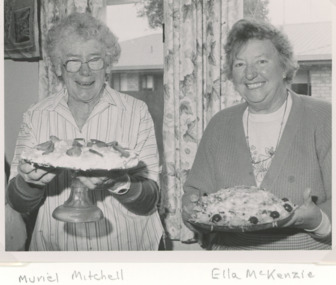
[304,209,331,237]
[107,174,131,195]
[7,175,45,213]
[16,175,45,194]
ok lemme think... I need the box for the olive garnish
[270,211,280,219]
[248,216,259,224]
[211,214,222,223]
[283,203,293,212]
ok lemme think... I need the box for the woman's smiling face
[232,39,287,113]
[57,38,110,105]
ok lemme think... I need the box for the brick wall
[310,65,332,101]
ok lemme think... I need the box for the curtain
[38,0,107,100]
[161,0,243,242]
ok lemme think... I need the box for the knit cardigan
[183,91,331,250]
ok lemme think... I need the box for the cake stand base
[52,204,103,223]
[52,176,104,223]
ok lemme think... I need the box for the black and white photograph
[1,0,335,273]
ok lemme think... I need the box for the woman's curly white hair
[46,12,121,71]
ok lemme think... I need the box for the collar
[46,84,126,111]
[100,84,126,110]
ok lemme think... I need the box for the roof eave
[296,54,331,61]
[111,64,164,71]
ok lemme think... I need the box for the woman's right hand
[182,192,201,232]
[182,191,213,247]
[18,161,57,187]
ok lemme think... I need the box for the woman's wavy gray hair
[46,12,121,70]
[224,18,299,84]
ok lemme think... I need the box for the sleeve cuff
[15,175,45,197]
[107,174,131,195]
[304,209,331,237]
[7,175,45,213]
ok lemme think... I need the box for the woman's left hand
[77,171,129,190]
[282,188,322,230]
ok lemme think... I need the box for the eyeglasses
[63,57,104,73]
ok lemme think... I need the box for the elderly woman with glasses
[7,13,163,251]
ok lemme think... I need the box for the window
[112,73,139,92]
[291,83,311,96]
[112,74,120,91]
[141,75,154,90]
[291,69,311,96]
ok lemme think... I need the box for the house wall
[310,65,332,101]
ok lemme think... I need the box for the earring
[282,72,286,79]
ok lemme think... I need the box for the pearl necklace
[245,95,289,165]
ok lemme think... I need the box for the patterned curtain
[38,0,107,100]
[161,0,243,242]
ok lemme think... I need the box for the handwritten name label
[8,264,325,284]
[72,270,124,281]
[18,269,124,283]
[19,273,59,283]
[212,268,315,280]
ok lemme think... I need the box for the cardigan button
[288,175,295,183]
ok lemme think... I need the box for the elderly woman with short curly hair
[7,13,163,251]
[46,12,121,74]
[182,18,331,250]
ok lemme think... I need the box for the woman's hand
[77,170,129,190]
[18,161,57,187]
[283,188,323,230]
[182,192,212,246]
[182,192,201,232]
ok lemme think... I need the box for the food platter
[23,159,139,172]
[188,210,295,233]
[20,137,141,223]
[187,186,297,233]
[20,137,139,171]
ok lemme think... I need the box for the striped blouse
[9,85,164,251]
